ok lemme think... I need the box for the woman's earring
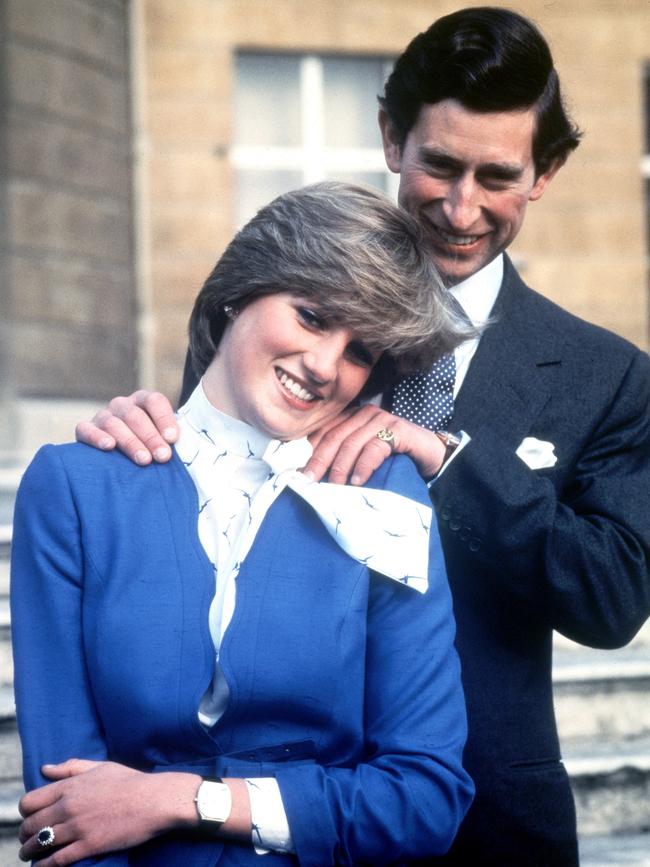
[224,304,238,320]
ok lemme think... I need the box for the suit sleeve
[11,446,129,866]
[435,348,650,647]
[275,457,474,866]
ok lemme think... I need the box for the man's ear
[529,157,565,201]
[379,109,403,173]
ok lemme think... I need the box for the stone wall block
[8,0,128,69]
[8,43,129,136]
[13,320,137,400]
[11,254,134,328]
[8,109,130,199]
[10,180,131,263]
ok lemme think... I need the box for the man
[78,8,650,864]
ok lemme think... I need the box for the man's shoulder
[503,258,646,365]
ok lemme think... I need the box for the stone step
[0,466,21,530]
[0,777,23,831]
[553,621,650,742]
[579,833,650,866]
[565,737,650,836]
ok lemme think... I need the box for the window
[233,53,395,227]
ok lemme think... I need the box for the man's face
[380,99,559,284]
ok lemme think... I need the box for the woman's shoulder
[22,442,188,501]
[363,453,430,507]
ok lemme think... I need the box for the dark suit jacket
[11,445,472,866]
[430,256,650,865]
[180,256,650,864]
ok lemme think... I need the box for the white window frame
[231,53,398,199]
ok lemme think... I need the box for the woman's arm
[17,761,252,865]
[275,457,474,865]
[11,448,255,863]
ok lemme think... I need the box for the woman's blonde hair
[189,181,473,397]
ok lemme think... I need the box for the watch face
[197,780,232,824]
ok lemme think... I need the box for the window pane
[325,169,389,195]
[235,54,301,147]
[322,57,387,148]
[235,169,303,227]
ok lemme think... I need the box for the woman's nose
[302,331,348,384]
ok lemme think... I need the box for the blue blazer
[11,444,473,866]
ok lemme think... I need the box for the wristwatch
[195,778,232,828]
[434,430,462,462]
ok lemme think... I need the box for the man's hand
[305,404,447,485]
[18,759,201,865]
[75,390,179,465]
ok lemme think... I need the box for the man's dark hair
[380,6,582,176]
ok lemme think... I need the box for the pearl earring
[224,304,238,320]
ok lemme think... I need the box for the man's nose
[441,177,482,231]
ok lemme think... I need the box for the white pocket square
[516,437,557,470]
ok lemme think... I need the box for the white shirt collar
[449,253,503,327]
[178,379,312,470]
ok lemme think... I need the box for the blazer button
[459,526,471,541]
[440,506,451,521]
[449,519,461,531]
[469,538,482,552]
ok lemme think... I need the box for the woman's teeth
[278,371,316,402]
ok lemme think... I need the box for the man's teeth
[436,226,481,246]
[279,372,316,402]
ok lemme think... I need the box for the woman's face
[203,292,378,440]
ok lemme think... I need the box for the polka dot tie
[389,351,456,431]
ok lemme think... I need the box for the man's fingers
[131,391,179,443]
[100,406,173,464]
[76,391,178,464]
[74,422,116,452]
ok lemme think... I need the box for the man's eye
[297,307,325,329]
[424,160,458,178]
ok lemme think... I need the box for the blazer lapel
[451,257,564,448]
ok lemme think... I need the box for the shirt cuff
[245,777,294,855]
[427,430,471,487]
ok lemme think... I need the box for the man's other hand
[75,390,178,465]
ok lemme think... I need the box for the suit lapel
[451,257,565,448]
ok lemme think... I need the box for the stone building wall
[2,0,136,408]
[1,1,648,416]
[136,0,650,399]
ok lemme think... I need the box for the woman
[11,182,473,866]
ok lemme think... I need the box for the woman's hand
[18,759,200,865]
[305,404,447,485]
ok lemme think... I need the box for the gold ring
[376,428,395,452]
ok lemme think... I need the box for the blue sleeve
[11,445,129,867]
[275,456,474,866]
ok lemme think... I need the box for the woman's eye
[347,342,374,367]
[297,307,325,329]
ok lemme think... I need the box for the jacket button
[440,506,451,521]
[459,526,471,541]
[449,519,461,531]
[469,538,481,552]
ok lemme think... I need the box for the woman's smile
[202,292,373,440]
[275,367,320,404]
